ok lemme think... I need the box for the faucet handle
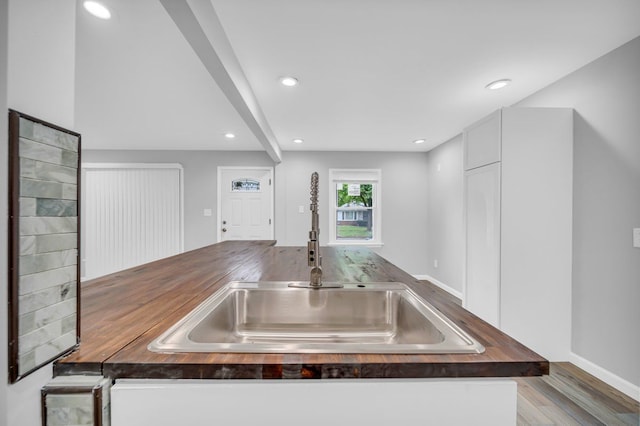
[308,241,321,267]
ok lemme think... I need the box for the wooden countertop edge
[99,360,548,380]
[55,242,549,380]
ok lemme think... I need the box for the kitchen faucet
[308,172,322,287]
[289,172,342,289]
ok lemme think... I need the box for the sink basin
[148,281,485,354]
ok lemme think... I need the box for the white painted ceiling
[75,0,640,156]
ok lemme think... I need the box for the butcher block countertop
[55,241,548,379]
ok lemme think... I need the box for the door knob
[222,228,227,232]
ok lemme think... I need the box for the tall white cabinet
[463,107,573,361]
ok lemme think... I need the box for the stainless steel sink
[148,281,485,354]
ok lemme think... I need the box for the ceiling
[75,0,640,159]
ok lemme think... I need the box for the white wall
[424,135,464,294]
[514,37,640,391]
[81,150,274,252]
[426,37,640,393]
[7,0,76,129]
[275,151,430,276]
[3,1,77,425]
[1,0,9,422]
[84,150,431,276]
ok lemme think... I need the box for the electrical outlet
[298,205,304,213]
[203,209,212,217]
[434,259,438,268]
[633,228,640,248]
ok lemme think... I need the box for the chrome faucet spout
[288,172,342,289]
[308,172,322,287]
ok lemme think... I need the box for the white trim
[216,166,274,242]
[327,242,384,248]
[413,275,463,300]
[82,162,183,170]
[328,168,382,246]
[569,352,640,402]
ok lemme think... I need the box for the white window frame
[328,169,383,247]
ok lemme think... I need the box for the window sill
[327,242,384,248]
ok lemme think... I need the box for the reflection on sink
[148,281,485,354]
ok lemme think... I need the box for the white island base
[111,378,517,425]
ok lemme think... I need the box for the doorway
[217,167,274,241]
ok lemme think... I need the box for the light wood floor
[421,282,640,425]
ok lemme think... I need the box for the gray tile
[61,150,78,168]
[19,117,34,140]
[19,248,77,275]
[55,132,79,153]
[19,138,64,166]
[31,122,79,152]
[48,406,94,426]
[34,331,76,366]
[19,265,77,294]
[61,183,78,200]
[20,235,36,255]
[19,299,76,334]
[36,199,77,217]
[60,282,76,300]
[20,178,63,199]
[46,393,92,409]
[61,314,77,334]
[33,160,77,184]
[18,350,36,375]
[19,311,36,335]
[19,197,37,217]
[30,122,58,145]
[19,216,76,235]
[20,157,36,178]
[19,285,61,314]
[35,233,77,253]
[18,320,61,354]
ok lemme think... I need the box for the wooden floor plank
[517,393,554,425]
[539,405,585,426]
[525,373,605,425]
[553,363,639,413]
[418,281,640,426]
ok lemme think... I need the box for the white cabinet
[463,107,573,361]
[111,379,517,425]
[464,163,501,327]
[464,109,501,170]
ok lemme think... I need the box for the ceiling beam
[160,0,282,163]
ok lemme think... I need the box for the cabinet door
[464,109,501,170]
[464,163,501,327]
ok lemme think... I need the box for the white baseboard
[569,352,640,402]
[413,274,463,300]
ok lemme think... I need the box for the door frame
[216,166,274,242]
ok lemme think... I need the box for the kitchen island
[55,241,547,424]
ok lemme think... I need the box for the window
[329,169,382,246]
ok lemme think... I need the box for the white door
[218,167,273,241]
[464,162,501,327]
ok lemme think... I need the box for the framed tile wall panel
[8,109,81,383]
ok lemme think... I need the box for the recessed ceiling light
[280,76,299,87]
[292,138,304,144]
[413,139,426,144]
[485,79,512,90]
[224,132,236,139]
[83,1,111,19]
